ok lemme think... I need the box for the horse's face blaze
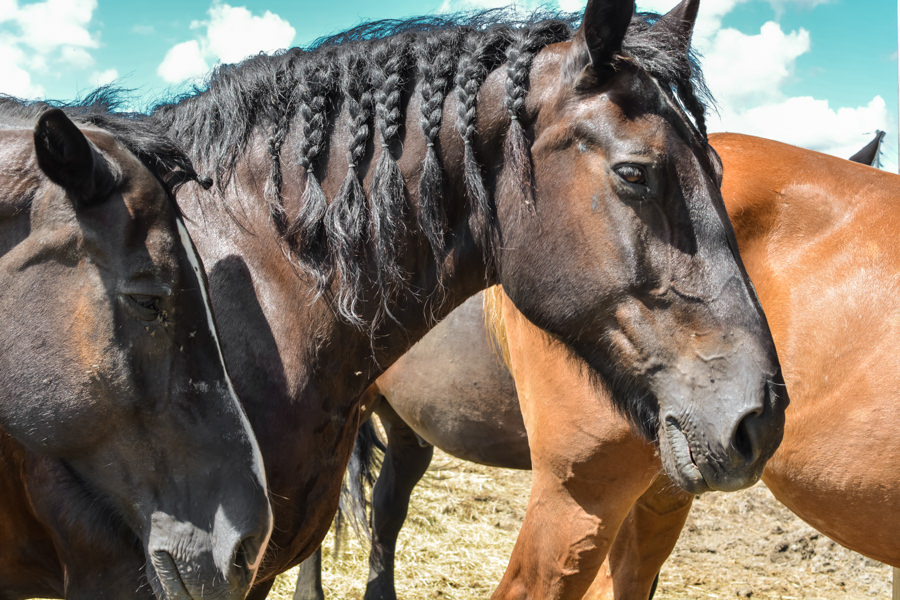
[498,5,785,494]
[0,110,271,599]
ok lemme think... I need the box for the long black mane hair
[151,10,712,329]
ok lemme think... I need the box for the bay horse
[295,131,900,600]
[148,0,786,596]
[0,99,272,599]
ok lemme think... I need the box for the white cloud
[702,22,809,107]
[0,38,44,98]
[204,4,295,64]
[0,0,17,22]
[157,40,209,84]
[557,0,584,11]
[0,0,102,99]
[59,45,94,68]
[711,95,892,162]
[15,0,97,56]
[89,68,118,87]
[157,2,295,84]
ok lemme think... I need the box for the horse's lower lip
[663,417,709,494]
[150,550,193,600]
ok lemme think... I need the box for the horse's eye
[615,164,647,186]
[123,294,162,322]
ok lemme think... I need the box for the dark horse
[149,0,786,596]
[0,100,272,599]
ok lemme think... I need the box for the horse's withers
[0,108,271,599]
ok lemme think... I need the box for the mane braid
[415,29,464,280]
[455,25,515,277]
[288,52,340,289]
[266,52,303,234]
[369,35,413,321]
[503,20,573,207]
[327,52,375,327]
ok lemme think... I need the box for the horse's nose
[222,525,270,589]
[149,500,272,600]
[214,494,274,589]
[730,404,765,466]
[708,380,784,491]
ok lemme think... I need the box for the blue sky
[1,0,896,169]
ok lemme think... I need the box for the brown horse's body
[296,132,899,600]
[720,132,900,566]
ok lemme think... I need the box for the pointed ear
[649,0,700,56]
[574,0,635,70]
[34,108,99,203]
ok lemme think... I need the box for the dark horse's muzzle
[655,344,786,494]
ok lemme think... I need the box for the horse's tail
[334,411,385,552]
[483,284,514,372]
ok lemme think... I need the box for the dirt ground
[267,448,893,599]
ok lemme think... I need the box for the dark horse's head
[494,0,785,493]
[0,105,271,598]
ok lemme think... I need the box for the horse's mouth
[660,416,709,494]
[149,550,193,600]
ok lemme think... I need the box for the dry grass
[265,449,892,600]
[269,450,533,600]
[29,448,891,600]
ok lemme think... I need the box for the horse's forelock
[622,12,713,139]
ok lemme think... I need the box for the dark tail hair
[333,418,386,552]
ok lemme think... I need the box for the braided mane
[151,10,711,329]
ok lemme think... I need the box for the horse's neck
[172,59,512,377]
[304,65,509,361]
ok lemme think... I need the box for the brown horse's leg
[293,547,324,600]
[491,291,660,600]
[492,451,658,600]
[584,475,693,600]
[364,401,434,600]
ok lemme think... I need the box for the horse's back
[376,292,530,469]
[713,132,900,565]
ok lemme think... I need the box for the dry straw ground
[267,449,892,600]
[30,448,889,600]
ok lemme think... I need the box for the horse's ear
[34,108,100,204]
[848,130,885,166]
[649,0,700,57]
[574,0,634,71]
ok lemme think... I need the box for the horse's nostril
[733,408,763,464]
[234,540,249,573]
[231,534,263,584]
